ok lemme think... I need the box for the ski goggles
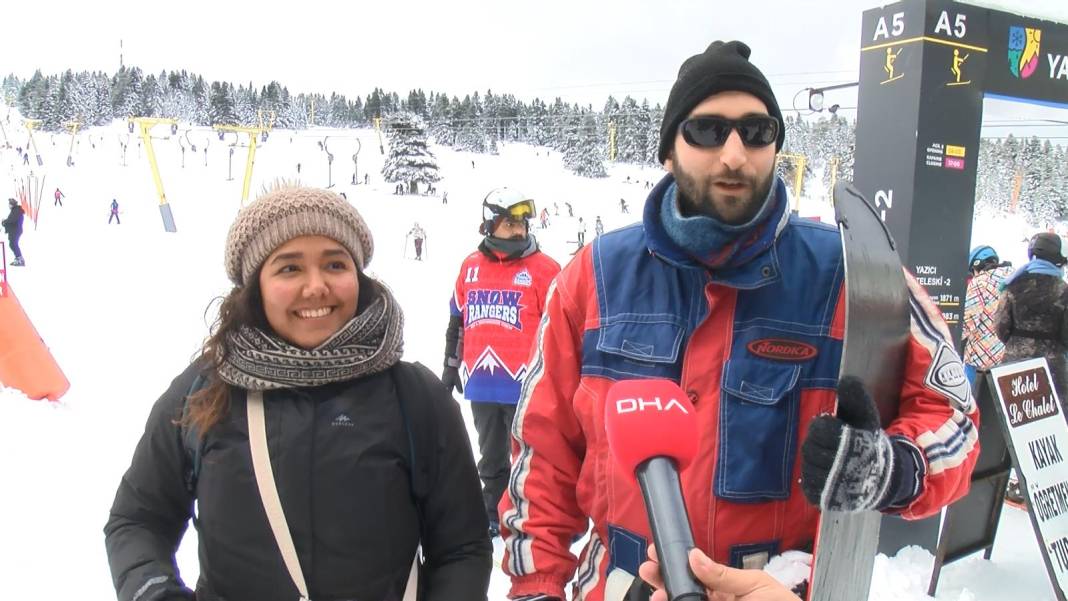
[679,115,780,149]
[484,199,536,222]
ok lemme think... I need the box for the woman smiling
[104,182,491,601]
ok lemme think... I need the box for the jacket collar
[642,173,790,289]
[1003,258,1065,289]
[478,236,539,262]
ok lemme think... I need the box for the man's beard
[674,163,774,225]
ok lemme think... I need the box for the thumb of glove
[835,375,881,431]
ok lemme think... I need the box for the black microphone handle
[635,456,708,601]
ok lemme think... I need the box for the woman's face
[258,235,359,349]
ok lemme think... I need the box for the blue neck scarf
[1002,258,1064,289]
[658,180,781,269]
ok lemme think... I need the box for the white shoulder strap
[403,551,420,601]
[247,391,311,601]
[248,391,421,601]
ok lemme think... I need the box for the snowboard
[808,182,911,601]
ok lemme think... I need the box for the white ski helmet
[481,187,536,235]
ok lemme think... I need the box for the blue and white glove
[800,376,924,512]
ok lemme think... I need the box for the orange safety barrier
[0,257,69,401]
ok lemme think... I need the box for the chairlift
[183,130,197,153]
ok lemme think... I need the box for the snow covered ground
[0,117,1056,600]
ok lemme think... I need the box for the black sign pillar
[854,0,990,347]
[851,0,1068,573]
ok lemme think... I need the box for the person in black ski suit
[104,182,491,601]
[995,232,1068,404]
[3,198,25,266]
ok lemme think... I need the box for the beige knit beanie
[224,181,374,286]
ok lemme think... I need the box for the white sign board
[989,358,1068,600]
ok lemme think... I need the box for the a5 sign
[873,12,906,41]
[932,10,968,39]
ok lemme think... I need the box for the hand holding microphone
[605,379,707,601]
[639,545,801,601]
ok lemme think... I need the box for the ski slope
[0,117,1056,600]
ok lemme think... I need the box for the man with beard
[500,41,979,601]
[442,188,561,539]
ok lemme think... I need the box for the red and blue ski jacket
[500,175,980,601]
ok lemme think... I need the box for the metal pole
[352,138,362,184]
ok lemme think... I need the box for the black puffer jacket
[104,361,491,601]
[2,203,23,236]
[995,272,1068,401]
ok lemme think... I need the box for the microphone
[605,379,707,601]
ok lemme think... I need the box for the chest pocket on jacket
[586,317,685,380]
[715,358,801,502]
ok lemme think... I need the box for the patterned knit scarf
[218,286,405,390]
[659,180,783,270]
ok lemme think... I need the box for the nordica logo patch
[747,339,818,362]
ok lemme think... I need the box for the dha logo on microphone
[615,396,690,414]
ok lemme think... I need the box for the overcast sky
[3,0,1067,127]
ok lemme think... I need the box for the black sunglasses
[679,115,779,149]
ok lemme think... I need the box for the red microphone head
[604,379,699,478]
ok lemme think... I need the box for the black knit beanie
[658,40,785,164]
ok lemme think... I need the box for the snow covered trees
[2,66,654,179]
[3,64,1064,223]
[610,96,652,164]
[975,135,1068,225]
[562,113,607,177]
[111,66,144,118]
[382,112,441,194]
